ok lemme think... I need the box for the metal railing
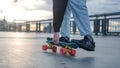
[89,12,120,35]
[1,12,120,36]
[66,12,120,35]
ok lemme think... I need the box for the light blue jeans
[60,0,92,37]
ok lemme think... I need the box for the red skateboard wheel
[42,44,48,50]
[52,46,57,52]
[60,48,67,55]
[69,49,76,56]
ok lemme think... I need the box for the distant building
[0,18,8,31]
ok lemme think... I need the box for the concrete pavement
[0,32,120,68]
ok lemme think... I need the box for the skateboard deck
[42,38,79,56]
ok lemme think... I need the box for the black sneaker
[59,36,70,42]
[47,37,70,42]
[71,35,95,51]
[47,37,52,40]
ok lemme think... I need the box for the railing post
[13,23,16,31]
[49,22,52,33]
[102,16,107,35]
[106,19,109,33]
[36,23,38,32]
[38,23,41,32]
[18,25,22,32]
[26,23,30,32]
[94,16,100,35]
[73,21,76,34]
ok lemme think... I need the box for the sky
[0,0,52,22]
[0,0,120,22]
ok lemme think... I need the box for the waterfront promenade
[0,32,120,68]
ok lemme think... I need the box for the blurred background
[0,0,120,35]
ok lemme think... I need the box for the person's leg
[60,1,71,38]
[59,1,71,42]
[69,0,95,51]
[53,0,68,44]
[69,0,92,36]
